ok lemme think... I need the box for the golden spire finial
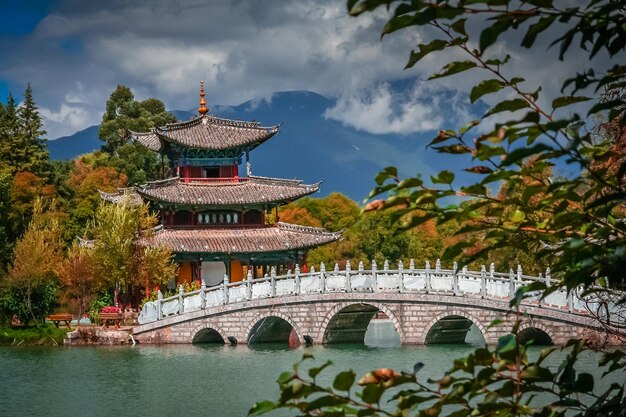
[198,81,208,115]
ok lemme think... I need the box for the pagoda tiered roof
[100,175,320,208]
[132,114,280,152]
[99,188,143,206]
[139,222,341,254]
[138,175,320,207]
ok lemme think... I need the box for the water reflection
[1,322,619,417]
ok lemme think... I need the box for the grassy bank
[0,324,69,346]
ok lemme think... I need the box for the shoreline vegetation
[0,324,68,346]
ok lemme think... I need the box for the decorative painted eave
[131,131,162,152]
[153,114,280,151]
[135,175,321,207]
[98,188,144,206]
[138,222,341,254]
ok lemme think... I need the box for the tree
[0,94,21,174]
[356,0,626,294]
[252,1,626,416]
[58,242,99,322]
[64,152,128,238]
[90,200,177,306]
[16,84,49,177]
[8,171,57,243]
[297,193,361,231]
[3,198,63,326]
[0,169,12,270]
[98,85,176,184]
[0,86,49,177]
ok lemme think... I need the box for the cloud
[324,81,475,135]
[0,0,619,139]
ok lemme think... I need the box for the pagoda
[101,82,340,288]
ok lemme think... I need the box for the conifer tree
[0,86,49,177]
[0,93,21,174]
[17,84,48,176]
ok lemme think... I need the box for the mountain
[46,91,442,201]
[47,125,101,160]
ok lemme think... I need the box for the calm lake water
[0,321,619,417]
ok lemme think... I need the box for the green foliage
[0,323,68,346]
[351,0,626,293]
[98,86,174,184]
[90,200,177,304]
[5,198,63,326]
[0,85,49,177]
[87,291,113,322]
[99,85,175,157]
[0,280,58,327]
[0,169,12,270]
[250,332,626,417]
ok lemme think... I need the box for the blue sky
[0,0,616,143]
[0,0,58,102]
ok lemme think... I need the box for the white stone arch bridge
[133,260,620,346]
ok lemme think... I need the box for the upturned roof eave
[134,176,321,207]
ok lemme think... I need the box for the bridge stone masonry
[133,260,621,346]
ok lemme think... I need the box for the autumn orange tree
[0,198,63,326]
[58,242,100,323]
[251,0,626,416]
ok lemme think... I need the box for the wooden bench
[100,312,123,329]
[47,313,73,329]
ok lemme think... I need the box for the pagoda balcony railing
[180,177,250,184]
[162,224,269,229]
[138,260,623,325]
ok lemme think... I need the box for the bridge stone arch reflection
[190,323,229,344]
[245,312,303,345]
[517,322,554,345]
[319,302,404,344]
[421,310,487,344]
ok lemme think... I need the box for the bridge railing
[137,260,609,325]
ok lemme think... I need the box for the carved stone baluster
[358,261,365,290]
[545,267,551,287]
[435,259,441,273]
[508,269,515,299]
[425,260,431,294]
[398,260,404,292]
[480,265,486,298]
[383,259,389,272]
[409,258,415,272]
[568,290,574,313]
[345,260,351,292]
[453,261,458,295]
[223,274,229,304]
[246,269,253,300]
[538,273,543,307]
[270,266,277,298]
[178,285,184,315]
[319,262,325,293]
[517,264,523,293]
[200,280,206,309]
[461,265,468,295]
[157,290,163,320]
[295,264,301,294]
[371,260,378,292]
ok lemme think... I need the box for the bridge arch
[190,323,229,344]
[517,322,554,346]
[244,311,304,345]
[421,310,487,344]
[318,302,405,344]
